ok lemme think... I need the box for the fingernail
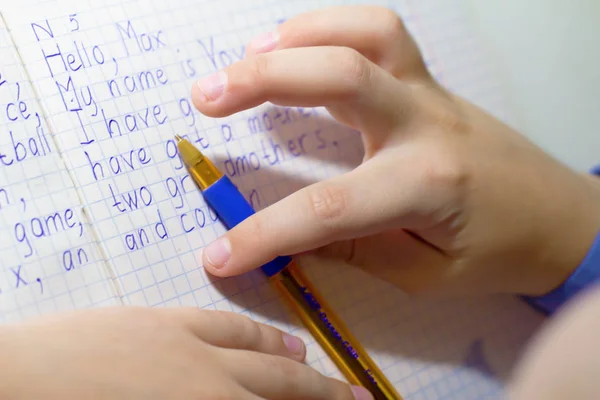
[197,71,227,101]
[247,31,279,54]
[203,237,231,269]
[282,333,305,356]
[351,386,374,400]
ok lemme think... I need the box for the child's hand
[0,307,370,399]
[191,5,600,297]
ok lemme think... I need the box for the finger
[191,46,415,137]
[246,5,429,80]
[200,153,430,277]
[311,229,453,295]
[163,309,306,362]
[223,350,372,400]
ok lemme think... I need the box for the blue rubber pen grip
[202,176,291,277]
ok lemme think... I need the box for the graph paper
[0,0,545,398]
[0,20,119,323]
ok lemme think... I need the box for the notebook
[0,0,546,398]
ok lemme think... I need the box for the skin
[507,283,600,399]
[190,4,600,397]
[0,307,369,399]
[194,5,600,298]
[0,5,599,399]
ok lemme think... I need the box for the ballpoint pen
[175,134,402,400]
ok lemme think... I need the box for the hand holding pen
[191,5,600,299]
[0,5,597,400]
[176,135,401,399]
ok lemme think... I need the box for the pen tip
[175,134,183,142]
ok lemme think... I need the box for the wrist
[525,167,600,313]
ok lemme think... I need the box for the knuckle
[228,312,262,348]
[420,88,471,134]
[377,7,406,41]
[436,106,470,135]
[309,372,348,400]
[421,153,468,194]
[307,183,349,225]
[251,53,271,84]
[212,309,237,324]
[334,48,371,91]
[239,314,262,346]
[272,357,324,394]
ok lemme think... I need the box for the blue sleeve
[524,164,600,314]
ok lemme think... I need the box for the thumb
[200,155,420,277]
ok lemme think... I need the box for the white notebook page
[2,1,545,398]
[0,20,118,322]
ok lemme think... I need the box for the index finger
[191,46,414,138]
[199,154,421,277]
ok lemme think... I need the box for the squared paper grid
[0,20,119,323]
[1,0,545,398]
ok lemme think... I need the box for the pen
[175,135,402,400]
